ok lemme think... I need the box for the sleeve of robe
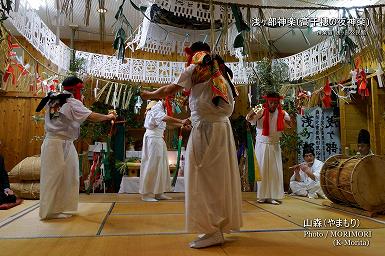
[248,108,264,126]
[284,111,290,121]
[59,98,92,124]
[145,102,166,130]
[248,115,258,126]
[311,159,324,182]
[173,64,196,89]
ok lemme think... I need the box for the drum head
[352,155,385,211]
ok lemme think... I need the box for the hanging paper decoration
[116,83,123,108]
[352,57,369,97]
[95,82,109,101]
[105,83,113,105]
[123,87,133,110]
[94,79,99,98]
[2,35,32,91]
[111,83,118,109]
[134,95,143,114]
[322,78,332,108]
[338,75,356,101]
[3,64,15,85]
[357,69,369,97]
[350,69,357,89]
[3,35,19,85]
[172,101,181,114]
[364,8,385,69]
[174,92,188,109]
[375,63,384,88]
[296,87,310,115]
[48,79,59,92]
[86,152,101,194]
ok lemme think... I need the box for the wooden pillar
[370,77,382,154]
[339,97,347,150]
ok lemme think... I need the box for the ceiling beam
[188,0,385,10]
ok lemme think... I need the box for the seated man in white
[290,145,326,199]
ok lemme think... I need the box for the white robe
[174,64,242,234]
[40,98,91,219]
[139,101,171,195]
[289,159,324,197]
[249,109,290,200]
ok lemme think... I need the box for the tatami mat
[248,198,385,229]
[103,209,299,235]
[0,235,226,256]
[111,201,184,215]
[1,229,384,256]
[79,193,185,203]
[0,203,112,238]
[111,200,262,215]
[101,214,185,235]
[0,193,384,256]
[0,200,38,222]
[289,195,385,224]
[222,228,385,256]
[241,211,301,231]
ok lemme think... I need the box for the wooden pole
[210,0,215,51]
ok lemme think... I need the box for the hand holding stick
[289,162,313,170]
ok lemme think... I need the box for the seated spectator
[357,129,373,156]
[0,141,16,205]
[290,145,326,199]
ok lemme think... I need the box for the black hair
[190,41,211,53]
[62,76,83,87]
[357,129,370,145]
[303,144,315,157]
[266,91,281,98]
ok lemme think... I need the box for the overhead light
[97,8,108,13]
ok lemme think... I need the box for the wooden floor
[0,192,384,256]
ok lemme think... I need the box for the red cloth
[261,96,285,136]
[184,47,194,67]
[357,69,369,96]
[63,82,84,100]
[322,78,332,108]
[165,96,173,116]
